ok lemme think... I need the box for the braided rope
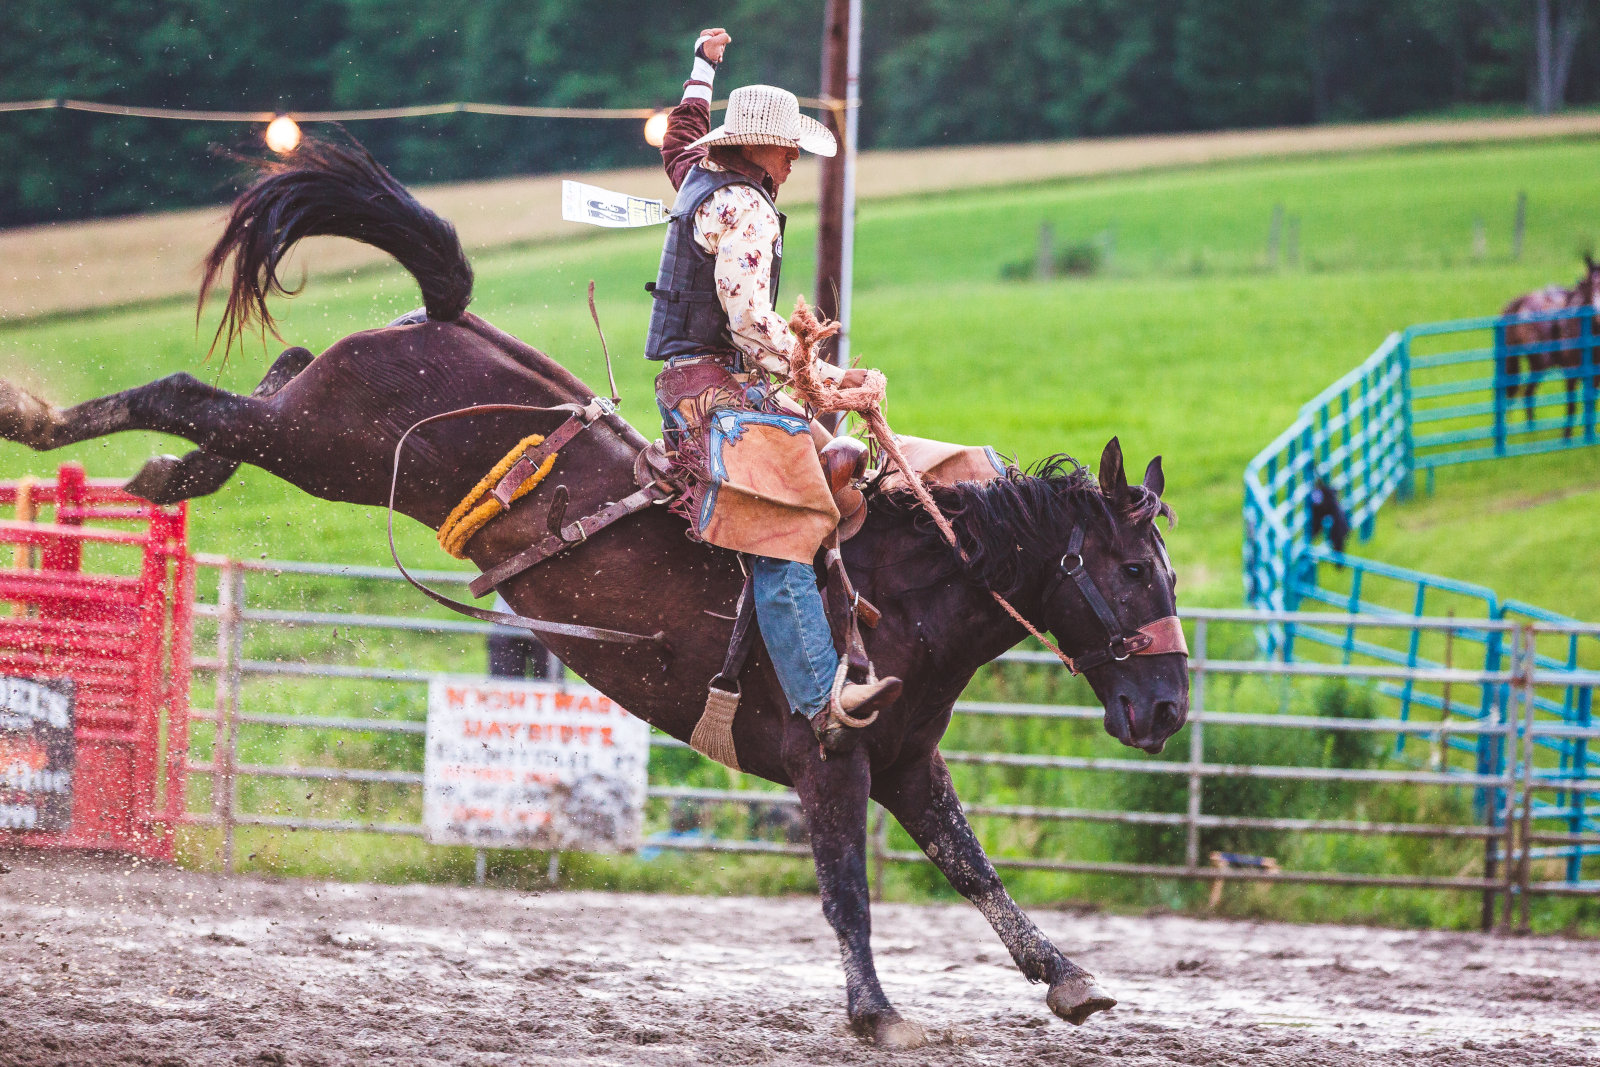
[436,435,558,558]
[786,300,1077,672]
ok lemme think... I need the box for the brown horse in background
[1502,255,1600,437]
[0,140,1189,1047]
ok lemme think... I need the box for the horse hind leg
[125,347,315,504]
[875,752,1115,1026]
[0,370,275,461]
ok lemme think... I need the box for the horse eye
[1124,562,1148,581]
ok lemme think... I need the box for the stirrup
[809,669,902,751]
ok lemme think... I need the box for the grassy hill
[1,137,1597,926]
[4,136,1598,612]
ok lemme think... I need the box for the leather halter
[1043,525,1188,674]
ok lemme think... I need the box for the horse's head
[931,439,1189,753]
[1043,439,1188,753]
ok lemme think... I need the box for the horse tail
[199,137,473,355]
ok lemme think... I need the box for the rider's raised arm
[661,29,729,191]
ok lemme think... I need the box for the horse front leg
[874,750,1116,1025]
[785,724,927,1049]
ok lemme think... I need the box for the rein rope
[785,300,1079,672]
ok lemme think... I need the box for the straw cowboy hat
[688,85,837,157]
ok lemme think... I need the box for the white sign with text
[424,677,649,851]
[560,180,668,228]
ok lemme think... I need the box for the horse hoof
[0,380,57,446]
[1047,977,1117,1025]
[123,455,185,505]
[871,1014,928,1049]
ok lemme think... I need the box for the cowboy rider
[648,27,900,745]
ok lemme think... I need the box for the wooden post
[1473,218,1487,261]
[815,0,857,432]
[12,478,35,617]
[1513,192,1527,261]
[815,0,848,330]
[1266,203,1284,267]
[1035,222,1055,280]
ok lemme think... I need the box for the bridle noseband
[1043,525,1188,674]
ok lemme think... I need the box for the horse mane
[199,136,473,356]
[872,454,1174,598]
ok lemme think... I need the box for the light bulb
[643,111,669,148]
[265,115,302,154]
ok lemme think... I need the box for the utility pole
[815,0,858,367]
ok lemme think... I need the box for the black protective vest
[644,165,785,362]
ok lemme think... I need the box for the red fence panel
[0,463,190,861]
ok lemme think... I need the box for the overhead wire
[0,96,856,123]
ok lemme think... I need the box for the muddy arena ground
[0,852,1596,1066]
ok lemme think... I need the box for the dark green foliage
[0,1,1589,226]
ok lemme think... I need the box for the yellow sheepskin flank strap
[437,435,558,558]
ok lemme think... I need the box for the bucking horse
[0,141,1188,1047]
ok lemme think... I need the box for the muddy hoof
[124,455,186,505]
[1047,977,1116,1025]
[871,1014,928,1049]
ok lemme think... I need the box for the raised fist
[696,28,731,65]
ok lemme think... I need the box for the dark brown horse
[0,142,1187,1047]
[1502,256,1600,437]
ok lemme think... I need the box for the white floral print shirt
[693,183,843,383]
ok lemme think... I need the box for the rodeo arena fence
[1245,306,1599,899]
[3,299,1597,934]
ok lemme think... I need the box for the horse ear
[1586,251,1597,274]
[1098,437,1127,499]
[1142,456,1165,498]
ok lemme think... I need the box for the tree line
[1,0,1593,227]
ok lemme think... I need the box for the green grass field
[3,137,1598,929]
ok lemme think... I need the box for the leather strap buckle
[491,456,536,507]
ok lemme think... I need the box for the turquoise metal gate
[1243,307,1600,885]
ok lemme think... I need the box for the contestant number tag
[561,181,667,228]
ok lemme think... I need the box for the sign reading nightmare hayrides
[424,678,650,851]
[0,677,75,833]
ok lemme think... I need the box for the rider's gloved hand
[696,28,730,66]
[686,28,730,102]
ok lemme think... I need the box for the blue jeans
[752,556,838,718]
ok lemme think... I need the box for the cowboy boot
[809,676,902,751]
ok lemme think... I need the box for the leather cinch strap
[386,399,669,650]
[468,482,672,599]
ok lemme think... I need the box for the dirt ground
[0,851,1595,1067]
[8,111,1600,321]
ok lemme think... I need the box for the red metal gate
[0,463,192,861]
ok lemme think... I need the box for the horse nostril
[1153,700,1183,736]
[1118,694,1136,737]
